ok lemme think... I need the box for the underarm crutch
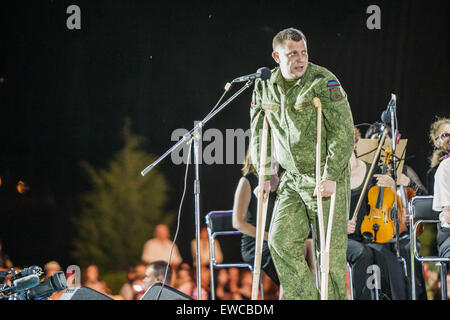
[251,115,270,300]
[313,97,336,300]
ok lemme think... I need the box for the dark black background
[0,0,448,269]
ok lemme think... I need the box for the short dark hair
[147,260,172,285]
[272,28,307,50]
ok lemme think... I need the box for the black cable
[156,141,192,300]
[153,80,236,300]
[204,84,232,120]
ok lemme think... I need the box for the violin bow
[350,130,388,223]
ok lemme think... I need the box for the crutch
[313,97,336,300]
[251,115,270,300]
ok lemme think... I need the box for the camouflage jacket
[250,62,355,183]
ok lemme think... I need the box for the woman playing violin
[347,128,408,300]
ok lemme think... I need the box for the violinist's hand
[347,220,356,235]
[253,180,271,200]
[400,208,407,224]
[398,173,411,187]
[313,180,336,198]
[374,174,396,192]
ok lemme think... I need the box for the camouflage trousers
[268,170,349,300]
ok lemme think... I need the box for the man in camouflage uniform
[250,28,354,300]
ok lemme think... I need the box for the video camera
[0,265,67,300]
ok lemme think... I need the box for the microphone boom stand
[387,96,408,277]
[140,80,255,300]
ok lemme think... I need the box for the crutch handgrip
[313,97,322,109]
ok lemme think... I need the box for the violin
[360,149,396,243]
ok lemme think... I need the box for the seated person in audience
[119,265,137,300]
[215,269,233,300]
[43,261,64,300]
[173,263,192,289]
[0,240,13,270]
[82,264,109,295]
[144,260,172,288]
[175,265,208,300]
[141,224,182,269]
[238,269,253,300]
[191,226,223,267]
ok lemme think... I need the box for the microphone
[25,271,67,300]
[381,93,396,123]
[232,67,271,83]
[0,275,40,294]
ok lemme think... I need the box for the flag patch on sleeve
[327,80,340,87]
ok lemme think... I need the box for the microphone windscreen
[257,67,271,81]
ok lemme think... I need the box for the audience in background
[127,262,149,300]
[263,272,279,300]
[191,226,223,267]
[119,265,137,300]
[238,269,253,300]
[44,261,64,300]
[173,262,192,289]
[144,260,172,288]
[215,269,233,300]
[228,267,241,299]
[2,213,446,300]
[0,240,13,270]
[134,262,147,283]
[176,265,209,300]
[141,224,182,269]
[44,261,62,277]
[82,264,108,295]
[1,255,445,300]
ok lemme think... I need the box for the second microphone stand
[386,96,408,277]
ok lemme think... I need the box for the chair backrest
[205,210,245,264]
[409,195,439,221]
[205,210,264,300]
[205,210,236,234]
